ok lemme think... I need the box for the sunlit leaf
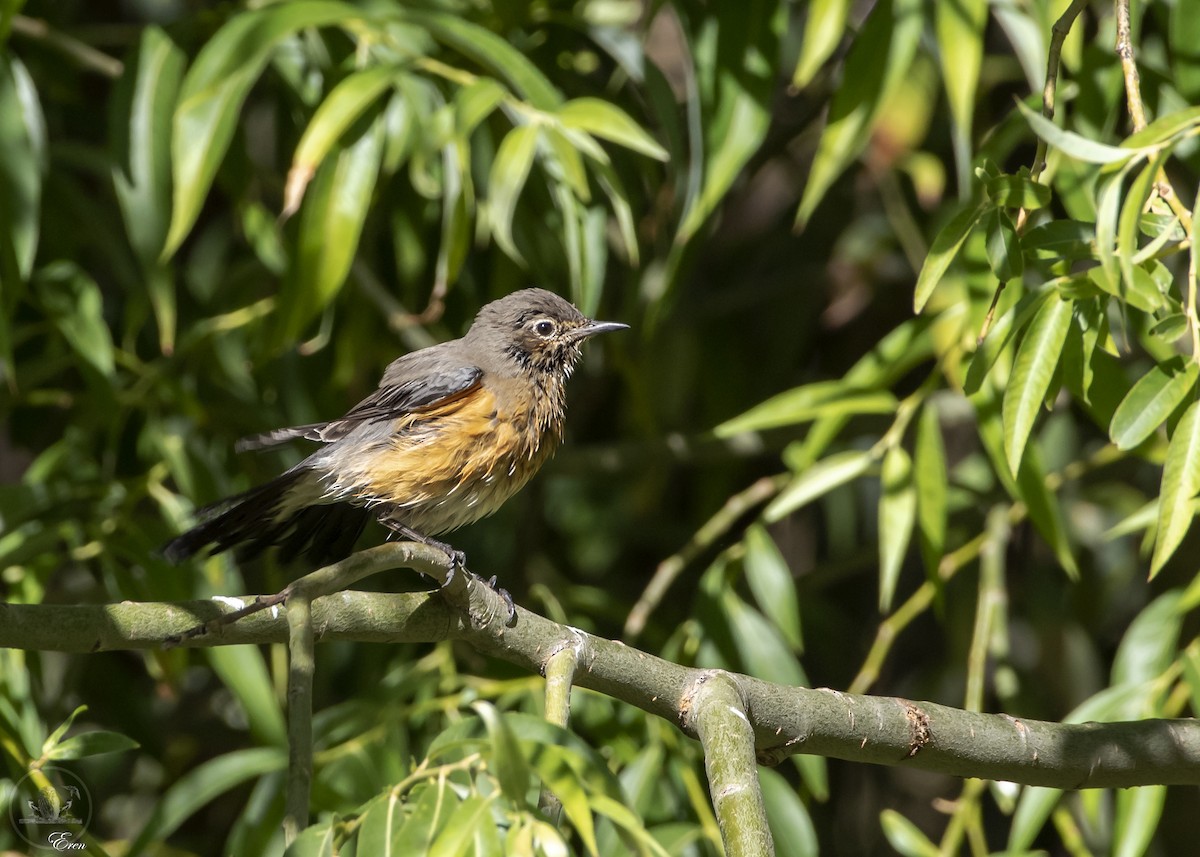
[914,403,947,578]
[766,451,873,522]
[913,202,987,312]
[1002,294,1073,475]
[1109,357,1198,451]
[1151,401,1200,577]
[743,524,802,651]
[557,97,667,161]
[878,445,916,612]
[1016,99,1142,164]
[486,123,540,263]
[715,382,897,436]
[797,0,923,227]
[793,0,849,87]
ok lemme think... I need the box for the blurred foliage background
[3,0,1200,854]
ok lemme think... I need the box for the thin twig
[1114,0,1147,132]
[11,16,124,79]
[624,474,787,641]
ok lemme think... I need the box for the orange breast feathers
[321,380,564,534]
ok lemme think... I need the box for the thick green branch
[2,544,1199,790]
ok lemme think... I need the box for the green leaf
[1112,591,1182,686]
[474,702,532,807]
[983,172,1051,209]
[963,289,1053,395]
[1015,99,1142,164]
[914,403,947,578]
[357,791,404,857]
[277,113,385,344]
[743,524,802,651]
[128,747,287,854]
[766,451,874,522]
[1122,104,1200,149]
[286,822,335,857]
[1117,153,1168,305]
[984,208,1024,282]
[36,263,117,378]
[913,202,987,312]
[536,752,598,857]
[935,0,986,154]
[878,445,916,612]
[111,26,184,267]
[428,795,495,857]
[1113,786,1166,857]
[760,767,819,857]
[1151,400,1200,577]
[1023,219,1095,259]
[797,0,923,226]
[47,730,140,760]
[1002,294,1073,475]
[487,123,540,263]
[880,809,939,857]
[206,644,286,748]
[715,382,897,436]
[1109,358,1198,450]
[556,98,667,161]
[0,54,44,281]
[286,64,402,216]
[403,10,562,109]
[677,71,771,242]
[165,1,363,256]
[793,0,849,87]
[719,590,808,687]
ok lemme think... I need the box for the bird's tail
[163,468,370,566]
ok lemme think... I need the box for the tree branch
[3,543,1199,791]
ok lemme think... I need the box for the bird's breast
[317,374,567,533]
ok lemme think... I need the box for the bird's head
[468,288,628,377]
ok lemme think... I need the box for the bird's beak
[569,320,630,341]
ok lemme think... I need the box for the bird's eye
[533,320,555,336]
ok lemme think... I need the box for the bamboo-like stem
[282,595,315,846]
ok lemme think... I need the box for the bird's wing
[237,353,482,450]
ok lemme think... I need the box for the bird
[164,288,627,569]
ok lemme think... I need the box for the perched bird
[164,288,627,567]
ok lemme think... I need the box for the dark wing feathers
[235,357,482,451]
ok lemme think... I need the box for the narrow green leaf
[963,289,1052,395]
[1151,401,1200,577]
[278,113,385,343]
[1002,295,1073,475]
[914,403,947,578]
[536,753,598,857]
[0,54,44,280]
[165,1,362,256]
[984,208,1024,282]
[880,809,939,857]
[1112,591,1182,686]
[454,77,507,136]
[206,644,286,747]
[1122,104,1200,149]
[715,382,897,436]
[793,0,850,87]
[128,747,287,854]
[474,702,532,807]
[1113,786,1167,857]
[743,524,803,651]
[878,445,916,612]
[111,26,184,269]
[760,767,819,857]
[404,10,561,109]
[286,64,401,215]
[47,730,140,760]
[1109,358,1198,450]
[556,97,666,161]
[286,822,335,857]
[357,791,403,857]
[765,451,873,522]
[983,172,1051,209]
[913,202,987,312]
[935,0,986,142]
[1016,99,1141,164]
[41,705,88,756]
[486,124,539,263]
[428,795,495,857]
[1117,153,1168,305]
[434,140,472,295]
[797,0,923,226]
[720,590,808,687]
[677,73,770,241]
[36,264,116,378]
[1023,219,1095,259]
